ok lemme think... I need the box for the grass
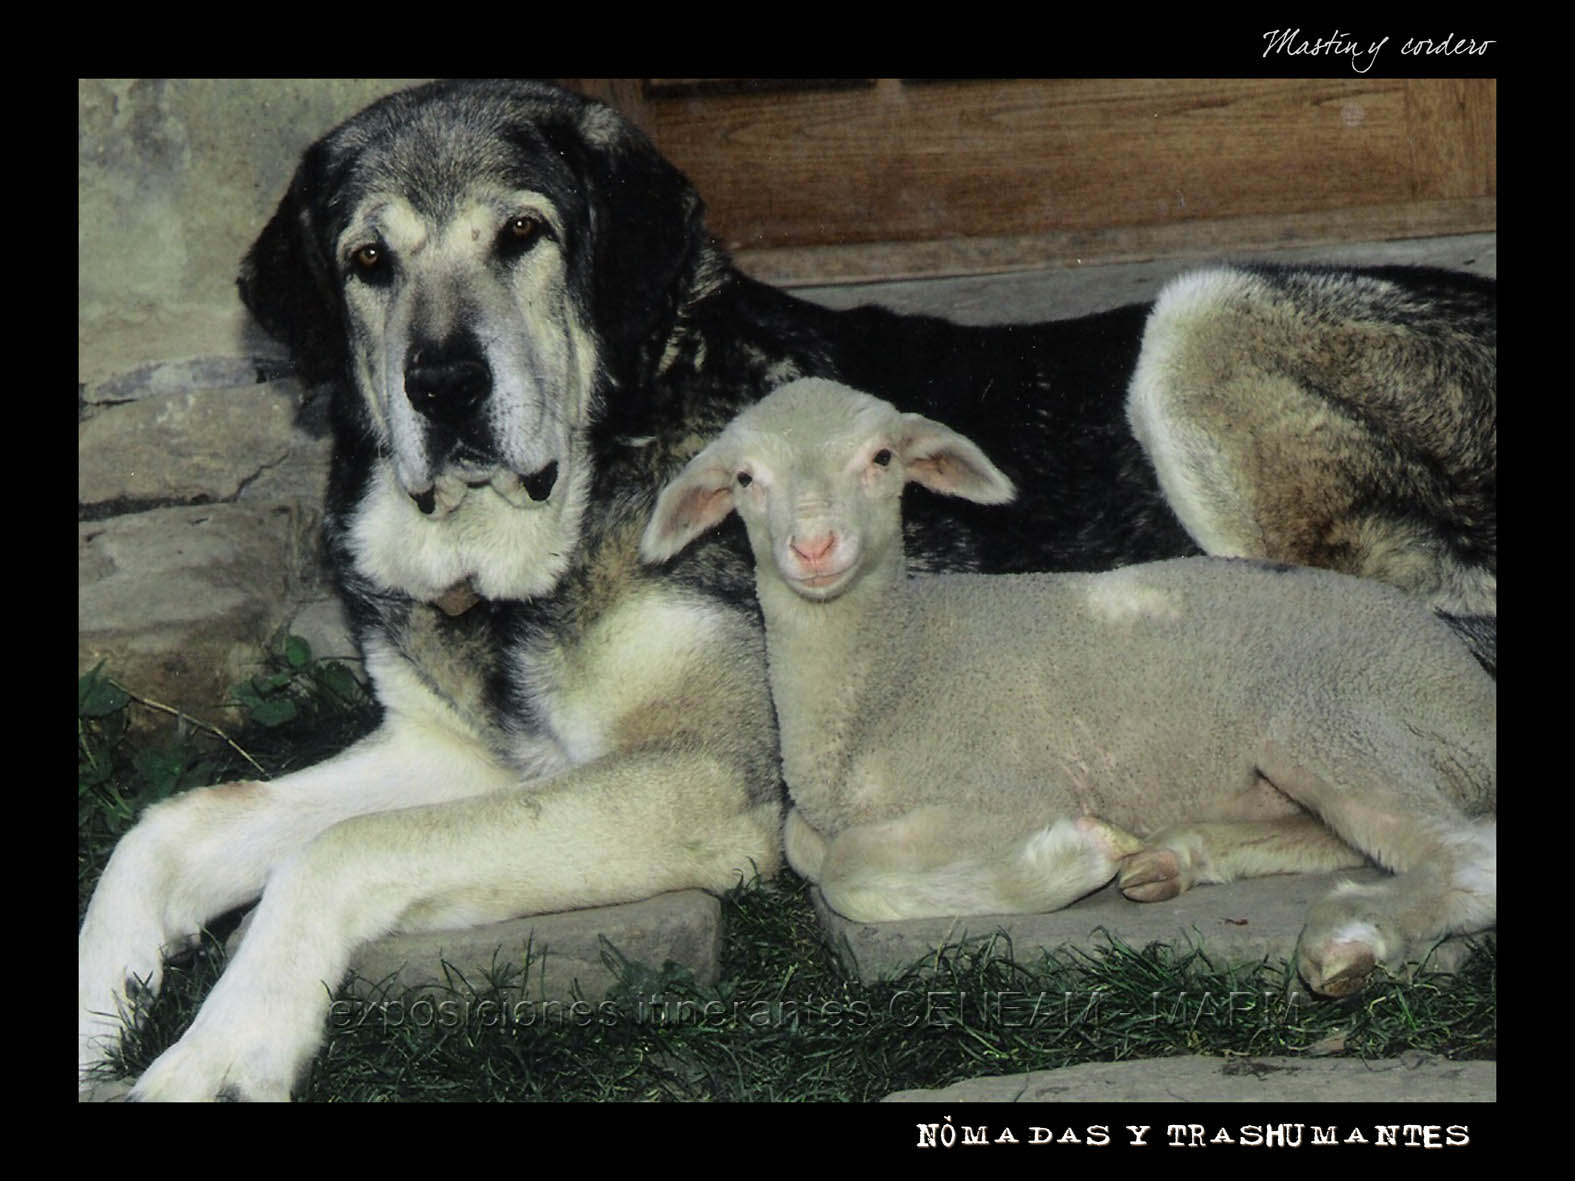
[78,642,1496,1102]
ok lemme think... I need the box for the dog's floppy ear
[548,106,711,383]
[237,143,347,386]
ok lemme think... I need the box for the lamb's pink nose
[791,532,837,566]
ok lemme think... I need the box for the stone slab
[882,1050,1494,1103]
[794,233,1495,324]
[814,868,1480,980]
[230,889,723,1010]
[79,503,310,716]
[78,385,297,506]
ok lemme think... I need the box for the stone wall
[78,80,428,719]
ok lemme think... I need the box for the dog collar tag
[434,579,482,616]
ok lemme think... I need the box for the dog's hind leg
[78,714,517,1090]
[1126,266,1496,618]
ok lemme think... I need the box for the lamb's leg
[782,806,830,882]
[1255,740,1495,997]
[818,809,1141,922]
[1119,814,1367,902]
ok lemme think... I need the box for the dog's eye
[350,242,391,283]
[735,471,753,488]
[499,214,548,257]
[872,449,893,467]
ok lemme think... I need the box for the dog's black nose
[405,336,491,426]
[523,461,558,501]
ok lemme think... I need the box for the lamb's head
[640,378,1016,601]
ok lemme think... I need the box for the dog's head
[240,79,709,521]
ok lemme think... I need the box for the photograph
[78,63,1496,1135]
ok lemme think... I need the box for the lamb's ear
[640,455,740,563]
[896,413,1017,505]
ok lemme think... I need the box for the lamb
[639,378,1496,997]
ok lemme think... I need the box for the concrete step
[883,1050,1494,1103]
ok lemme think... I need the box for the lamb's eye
[736,471,753,487]
[872,449,893,467]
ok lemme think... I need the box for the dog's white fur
[80,583,783,1099]
[345,461,594,604]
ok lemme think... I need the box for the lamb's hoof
[1119,849,1185,902]
[1298,939,1377,998]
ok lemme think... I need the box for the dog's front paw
[130,1051,294,1108]
[128,1037,296,1102]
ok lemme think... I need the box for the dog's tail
[1436,611,1496,679]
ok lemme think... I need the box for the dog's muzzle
[406,339,491,429]
[522,462,558,501]
[402,334,560,515]
[410,461,558,515]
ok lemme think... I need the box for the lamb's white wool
[641,378,1496,996]
[1085,568,1183,624]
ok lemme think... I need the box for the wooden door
[561,78,1495,286]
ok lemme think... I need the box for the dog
[78,79,1496,1100]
